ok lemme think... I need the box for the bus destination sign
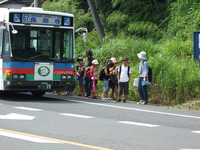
[11,13,73,26]
[21,14,62,25]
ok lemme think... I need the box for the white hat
[110,57,116,61]
[137,51,146,60]
[92,60,99,65]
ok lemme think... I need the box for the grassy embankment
[75,31,200,110]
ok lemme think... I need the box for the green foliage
[169,0,200,39]
[42,0,94,30]
[128,21,163,39]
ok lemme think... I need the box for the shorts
[78,77,85,87]
[104,79,109,92]
[119,82,129,95]
[109,80,118,90]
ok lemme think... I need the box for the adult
[137,51,149,105]
[84,50,94,97]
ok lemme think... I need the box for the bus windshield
[10,26,73,61]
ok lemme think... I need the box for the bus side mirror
[83,33,87,43]
[12,30,18,34]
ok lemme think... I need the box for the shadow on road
[0,92,75,104]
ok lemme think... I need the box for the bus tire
[31,91,46,97]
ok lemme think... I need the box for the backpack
[143,60,152,82]
[119,65,130,79]
[86,67,93,80]
[99,68,105,81]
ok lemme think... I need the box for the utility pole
[34,0,41,8]
[87,0,105,39]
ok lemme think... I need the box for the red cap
[112,60,118,64]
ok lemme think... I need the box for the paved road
[0,92,200,150]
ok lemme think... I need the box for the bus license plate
[38,82,52,90]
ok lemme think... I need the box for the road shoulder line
[64,99,200,120]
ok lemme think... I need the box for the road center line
[192,131,200,134]
[65,99,200,120]
[60,113,95,119]
[14,107,43,111]
[118,121,160,127]
[0,128,112,150]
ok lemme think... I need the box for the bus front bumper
[3,80,76,92]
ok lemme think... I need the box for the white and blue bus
[0,7,75,96]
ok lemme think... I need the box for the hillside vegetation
[43,0,200,106]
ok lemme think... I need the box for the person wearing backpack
[76,58,85,96]
[102,62,114,100]
[117,57,131,103]
[84,50,94,97]
[109,60,119,100]
[137,51,149,105]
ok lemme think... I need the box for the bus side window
[0,23,3,56]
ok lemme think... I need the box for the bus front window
[10,26,73,61]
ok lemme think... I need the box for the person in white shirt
[117,57,131,103]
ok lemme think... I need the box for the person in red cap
[117,57,131,103]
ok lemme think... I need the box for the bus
[0,7,75,96]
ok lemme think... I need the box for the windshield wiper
[49,57,61,62]
[28,55,42,60]
[12,57,29,61]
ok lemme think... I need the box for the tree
[87,0,105,39]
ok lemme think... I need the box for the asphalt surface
[0,92,200,150]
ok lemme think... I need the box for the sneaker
[123,99,126,103]
[137,100,143,105]
[141,101,147,105]
[116,99,121,102]
[102,97,108,100]
[107,97,112,100]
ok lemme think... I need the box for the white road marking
[0,113,35,120]
[66,99,200,120]
[192,131,200,134]
[180,149,200,150]
[14,107,43,111]
[60,113,94,119]
[118,121,160,127]
[0,130,60,143]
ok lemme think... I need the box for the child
[90,60,99,99]
[117,57,131,103]
[76,58,85,96]
[109,60,118,100]
[102,62,114,100]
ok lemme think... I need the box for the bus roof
[0,7,74,22]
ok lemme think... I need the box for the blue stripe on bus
[3,62,34,68]
[3,62,74,69]
[54,63,74,69]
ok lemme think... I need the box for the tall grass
[75,33,200,105]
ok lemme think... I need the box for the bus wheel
[31,91,46,97]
